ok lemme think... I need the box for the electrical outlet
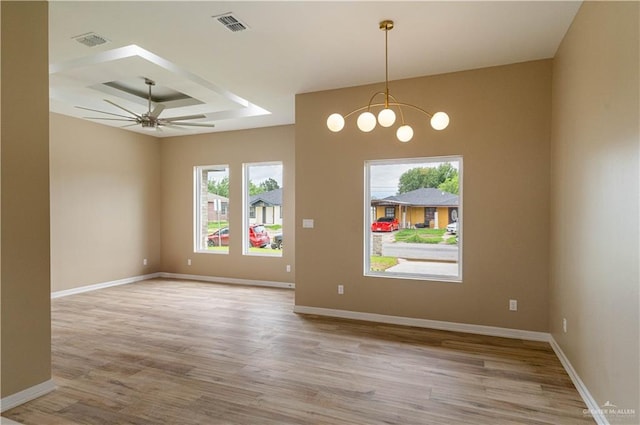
[187,258,192,266]
[509,299,518,311]
[286,265,291,272]
[562,318,567,333]
[143,258,148,266]
[338,284,344,295]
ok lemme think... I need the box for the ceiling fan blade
[168,122,216,128]
[83,117,137,122]
[76,106,134,119]
[150,104,166,119]
[104,99,142,119]
[163,114,207,122]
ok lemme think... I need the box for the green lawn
[395,228,447,244]
[206,245,281,256]
[207,245,229,252]
[249,247,281,255]
[370,256,398,271]
[208,221,229,232]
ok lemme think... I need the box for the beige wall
[0,1,51,397]
[550,1,639,418]
[160,126,295,283]
[50,113,161,292]
[296,60,551,331]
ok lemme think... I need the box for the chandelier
[326,20,449,142]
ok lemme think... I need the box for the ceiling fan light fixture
[326,20,449,142]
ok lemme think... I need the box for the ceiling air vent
[72,32,108,47]
[213,13,250,32]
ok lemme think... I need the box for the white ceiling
[49,1,582,138]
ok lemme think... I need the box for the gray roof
[374,187,458,207]
[249,188,282,206]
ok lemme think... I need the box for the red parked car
[207,227,230,246]
[248,224,271,248]
[371,217,399,232]
[207,225,271,248]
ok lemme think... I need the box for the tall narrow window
[195,165,230,253]
[244,162,283,257]
[366,156,462,281]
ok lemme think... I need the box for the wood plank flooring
[4,279,594,424]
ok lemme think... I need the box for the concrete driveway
[381,241,458,261]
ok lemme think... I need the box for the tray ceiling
[49,1,582,138]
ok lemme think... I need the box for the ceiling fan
[76,78,215,130]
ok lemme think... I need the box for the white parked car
[446,221,458,234]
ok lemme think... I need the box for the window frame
[364,156,463,282]
[194,164,230,255]
[242,161,284,257]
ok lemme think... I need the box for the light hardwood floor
[4,279,594,424]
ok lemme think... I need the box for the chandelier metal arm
[342,101,434,121]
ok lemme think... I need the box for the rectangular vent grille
[214,13,250,32]
[72,32,108,47]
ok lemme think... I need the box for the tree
[259,178,280,192]
[397,163,458,194]
[438,174,459,194]
[208,176,229,197]
[249,181,262,196]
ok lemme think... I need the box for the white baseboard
[549,337,609,425]
[293,305,551,341]
[160,272,294,289]
[0,379,56,413]
[51,271,293,298]
[51,272,162,299]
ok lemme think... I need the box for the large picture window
[195,165,230,254]
[365,156,462,281]
[243,162,283,256]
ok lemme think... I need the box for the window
[195,165,230,253]
[243,162,283,257]
[365,156,462,281]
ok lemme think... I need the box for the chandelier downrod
[381,20,393,108]
[326,19,450,142]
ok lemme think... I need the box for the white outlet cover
[302,219,314,228]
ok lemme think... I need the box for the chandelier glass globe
[396,125,414,142]
[377,108,396,127]
[430,111,450,131]
[327,113,345,132]
[357,111,377,132]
